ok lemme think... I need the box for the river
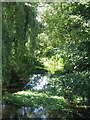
[2,72,90,119]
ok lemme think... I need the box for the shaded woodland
[2,2,90,119]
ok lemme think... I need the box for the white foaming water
[33,76,48,90]
[25,72,50,90]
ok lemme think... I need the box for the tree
[2,2,43,89]
[40,2,90,104]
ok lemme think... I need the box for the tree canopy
[2,2,44,89]
[2,1,90,107]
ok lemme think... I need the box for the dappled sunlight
[41,57,64,73]
[3,90,69,110]
[14,90,49,98]
[2,2,90,119]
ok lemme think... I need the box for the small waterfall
[25,71,51,90]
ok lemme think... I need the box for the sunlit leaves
[49,71,89,102]
[3,90,69,110]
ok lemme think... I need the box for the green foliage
[41,57,64,74]
[49,71,89,101]
[3,90,69,110]
[2,3,43,88]
[2,2,90,106]
[40,2,90,104]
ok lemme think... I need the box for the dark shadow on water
[2,102,70,120]
[2,102,90,120]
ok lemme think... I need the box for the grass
[3,90,69,110]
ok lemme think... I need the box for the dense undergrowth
[3,90,69,111]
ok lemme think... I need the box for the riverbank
[3,90,90,119]
[3,90,69,110]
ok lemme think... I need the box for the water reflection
[31,107,46,119]
[2,102,90,119]
[2,103,47,119]
[2,72,90,119]
[2,103,71,119]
